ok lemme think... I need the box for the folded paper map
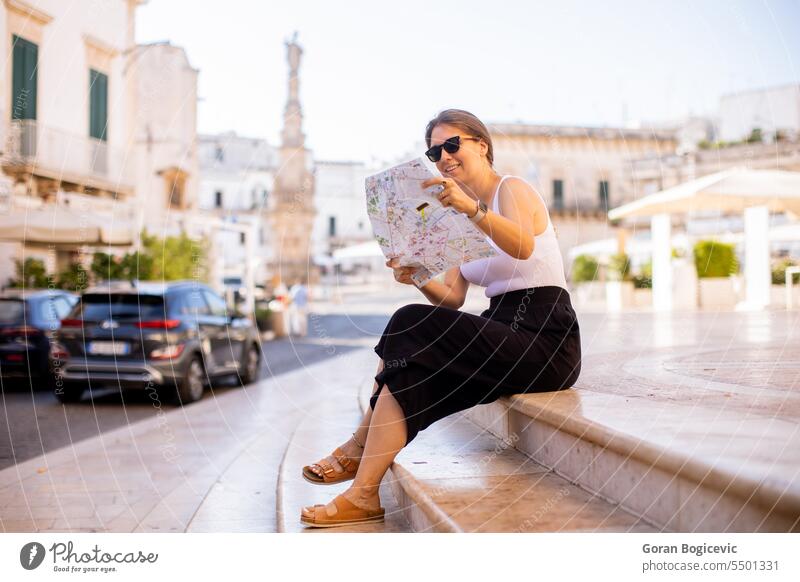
[365,158,498,287]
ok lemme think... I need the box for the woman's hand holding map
[421,177,478,217]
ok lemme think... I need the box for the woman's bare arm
[472,177,546,260]
[418,265,470,309]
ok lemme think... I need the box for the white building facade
[129,41,200,236]
[0,0,143,285]
[197,132,277,291]
[719,84,800,143]
[311,160,373,258]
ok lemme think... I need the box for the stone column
[743,205,770,310]
[243,223,256,314]
[651,213,672,312]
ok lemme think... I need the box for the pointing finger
[422,178,448,189]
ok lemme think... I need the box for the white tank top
[459,175,569,298]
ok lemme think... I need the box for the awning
[568,233,692,261]
[332,240,384,261]
[0,206,134,245]
[609,168,800,220]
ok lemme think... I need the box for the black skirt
[369,286,581,445]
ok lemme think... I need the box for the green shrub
[571,254,600,283]
[254,306,273,332]
[91,252,125,281]
[772,259,800,285]
[607,253,631,282]
[746,127,763,143]
[632,260,652,289]
[141,229,209,281]
[91,250,156,282]
[120,251,155,281]
[56,263,90,293]
[9,258,50,288]
[693,240,738,278]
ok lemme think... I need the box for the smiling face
[428,123,489,183]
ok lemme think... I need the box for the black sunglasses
[425,135,481,162]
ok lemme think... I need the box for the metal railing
[1,119,135,192]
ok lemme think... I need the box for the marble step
[276,388,409,533]
[465,389,800,532]
[358,383,655,532]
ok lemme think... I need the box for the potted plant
[693,240,739,308]
[571,254,604,310]
[254,303,274,333]
[605,252,634,311]
[770,258,800,307]
[631,260,652,308]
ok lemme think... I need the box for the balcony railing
[1,120,135,194]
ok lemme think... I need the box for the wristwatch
[469,199,488,223]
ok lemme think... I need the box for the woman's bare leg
[353,357,383,444]
[339,385,407,510]
[306,358,383,477]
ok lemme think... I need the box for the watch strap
[469,200,488,223]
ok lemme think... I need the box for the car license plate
[87,341,130,355]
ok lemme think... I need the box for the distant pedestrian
[288,281,308,336]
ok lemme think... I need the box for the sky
[136,0,800,164]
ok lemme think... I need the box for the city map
[365,158,498,287]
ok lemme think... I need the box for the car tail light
[150,343,186,359]
[135,319,180,329]
[7,353,24,361]
[60,318,84,327]
[1,326,43,338]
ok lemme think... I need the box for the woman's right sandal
[300,493,385,528]
[301,434,363,485]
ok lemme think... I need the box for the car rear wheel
[55,381,84,403]
[239,343,261,386]
[175,355,205,405]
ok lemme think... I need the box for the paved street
[0,312,392,471]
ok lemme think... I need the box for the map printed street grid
[365,158,498,287]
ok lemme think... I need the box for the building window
[599,180,610,210]
[12,35,37,121]
[328,216,336,237]
[215,190,223,208]
[160,167,188,210]
[169,182,185,209]
[89,69,108,141]
[358,221,364,230]
[214,145,224,162]
[552,179,564,210]
[240,232,246,245]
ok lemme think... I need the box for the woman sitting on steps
[300,108,582,528]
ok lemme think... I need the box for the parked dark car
[50,281,262,405]
[0,289,78,386]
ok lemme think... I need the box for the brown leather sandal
[300,493,385,528]
[302,447,360,485]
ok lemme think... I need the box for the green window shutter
[553,179,564,210]
[599,180,610,210]
[89,69,108,141]
[11,34,38,120]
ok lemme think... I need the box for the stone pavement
[0,347,399,533]
[1,293,798,532]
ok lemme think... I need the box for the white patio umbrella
[332,240,384,261]
[609,168,800,220]
[608,168,800,311]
